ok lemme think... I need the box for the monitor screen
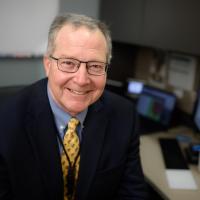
[193,92,200,131]
[136,85,176,126]
[126,79,144,96]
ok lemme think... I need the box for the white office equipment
[166,169,197,190]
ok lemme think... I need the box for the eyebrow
[55,55,106,63]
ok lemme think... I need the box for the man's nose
[73,63,90,85]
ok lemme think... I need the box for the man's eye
[62,60,75,66]
[91,64,103,70]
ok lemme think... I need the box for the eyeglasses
[50,55,108,76]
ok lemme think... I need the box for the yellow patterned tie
[61,118,80,200]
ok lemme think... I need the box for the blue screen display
[137,86,176,126]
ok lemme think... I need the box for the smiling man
[0,13,148,200]
[44,24,108,116]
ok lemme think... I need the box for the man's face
[43,25,107,116]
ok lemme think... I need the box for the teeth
[69,89,87,95]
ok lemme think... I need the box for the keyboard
[159,138,189,169]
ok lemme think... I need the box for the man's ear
[43,55,51,76]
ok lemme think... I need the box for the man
[0,13,148,200]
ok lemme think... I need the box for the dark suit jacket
[0,78,148,200]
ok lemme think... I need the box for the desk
[140,126,200,200]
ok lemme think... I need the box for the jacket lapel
[76,98,110,200]
[24,81,63,200]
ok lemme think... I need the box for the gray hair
[46,13,112,64]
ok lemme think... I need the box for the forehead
[54,24,107,51]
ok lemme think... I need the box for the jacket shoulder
[0,78,48,123]
[102,90,135,110]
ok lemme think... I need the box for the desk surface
[140,126,200,200]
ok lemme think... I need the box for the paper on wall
[168,54,196,91]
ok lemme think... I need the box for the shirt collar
[47,85,87,130]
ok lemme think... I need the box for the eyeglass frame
[49,55,109,76]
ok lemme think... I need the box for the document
[168,54,196,91]
[165,169,197,190]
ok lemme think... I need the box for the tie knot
[67,118,79,131]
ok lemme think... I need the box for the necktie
[61,118,80,200]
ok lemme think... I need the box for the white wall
[0,0,100,86]
[0,0,59,56]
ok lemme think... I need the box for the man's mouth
[68,88,89,95]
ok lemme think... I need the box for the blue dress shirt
[47,85,87,153]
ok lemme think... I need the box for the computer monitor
[193,91,200,132]
[126,79,144,97]
[136,85,176,127]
